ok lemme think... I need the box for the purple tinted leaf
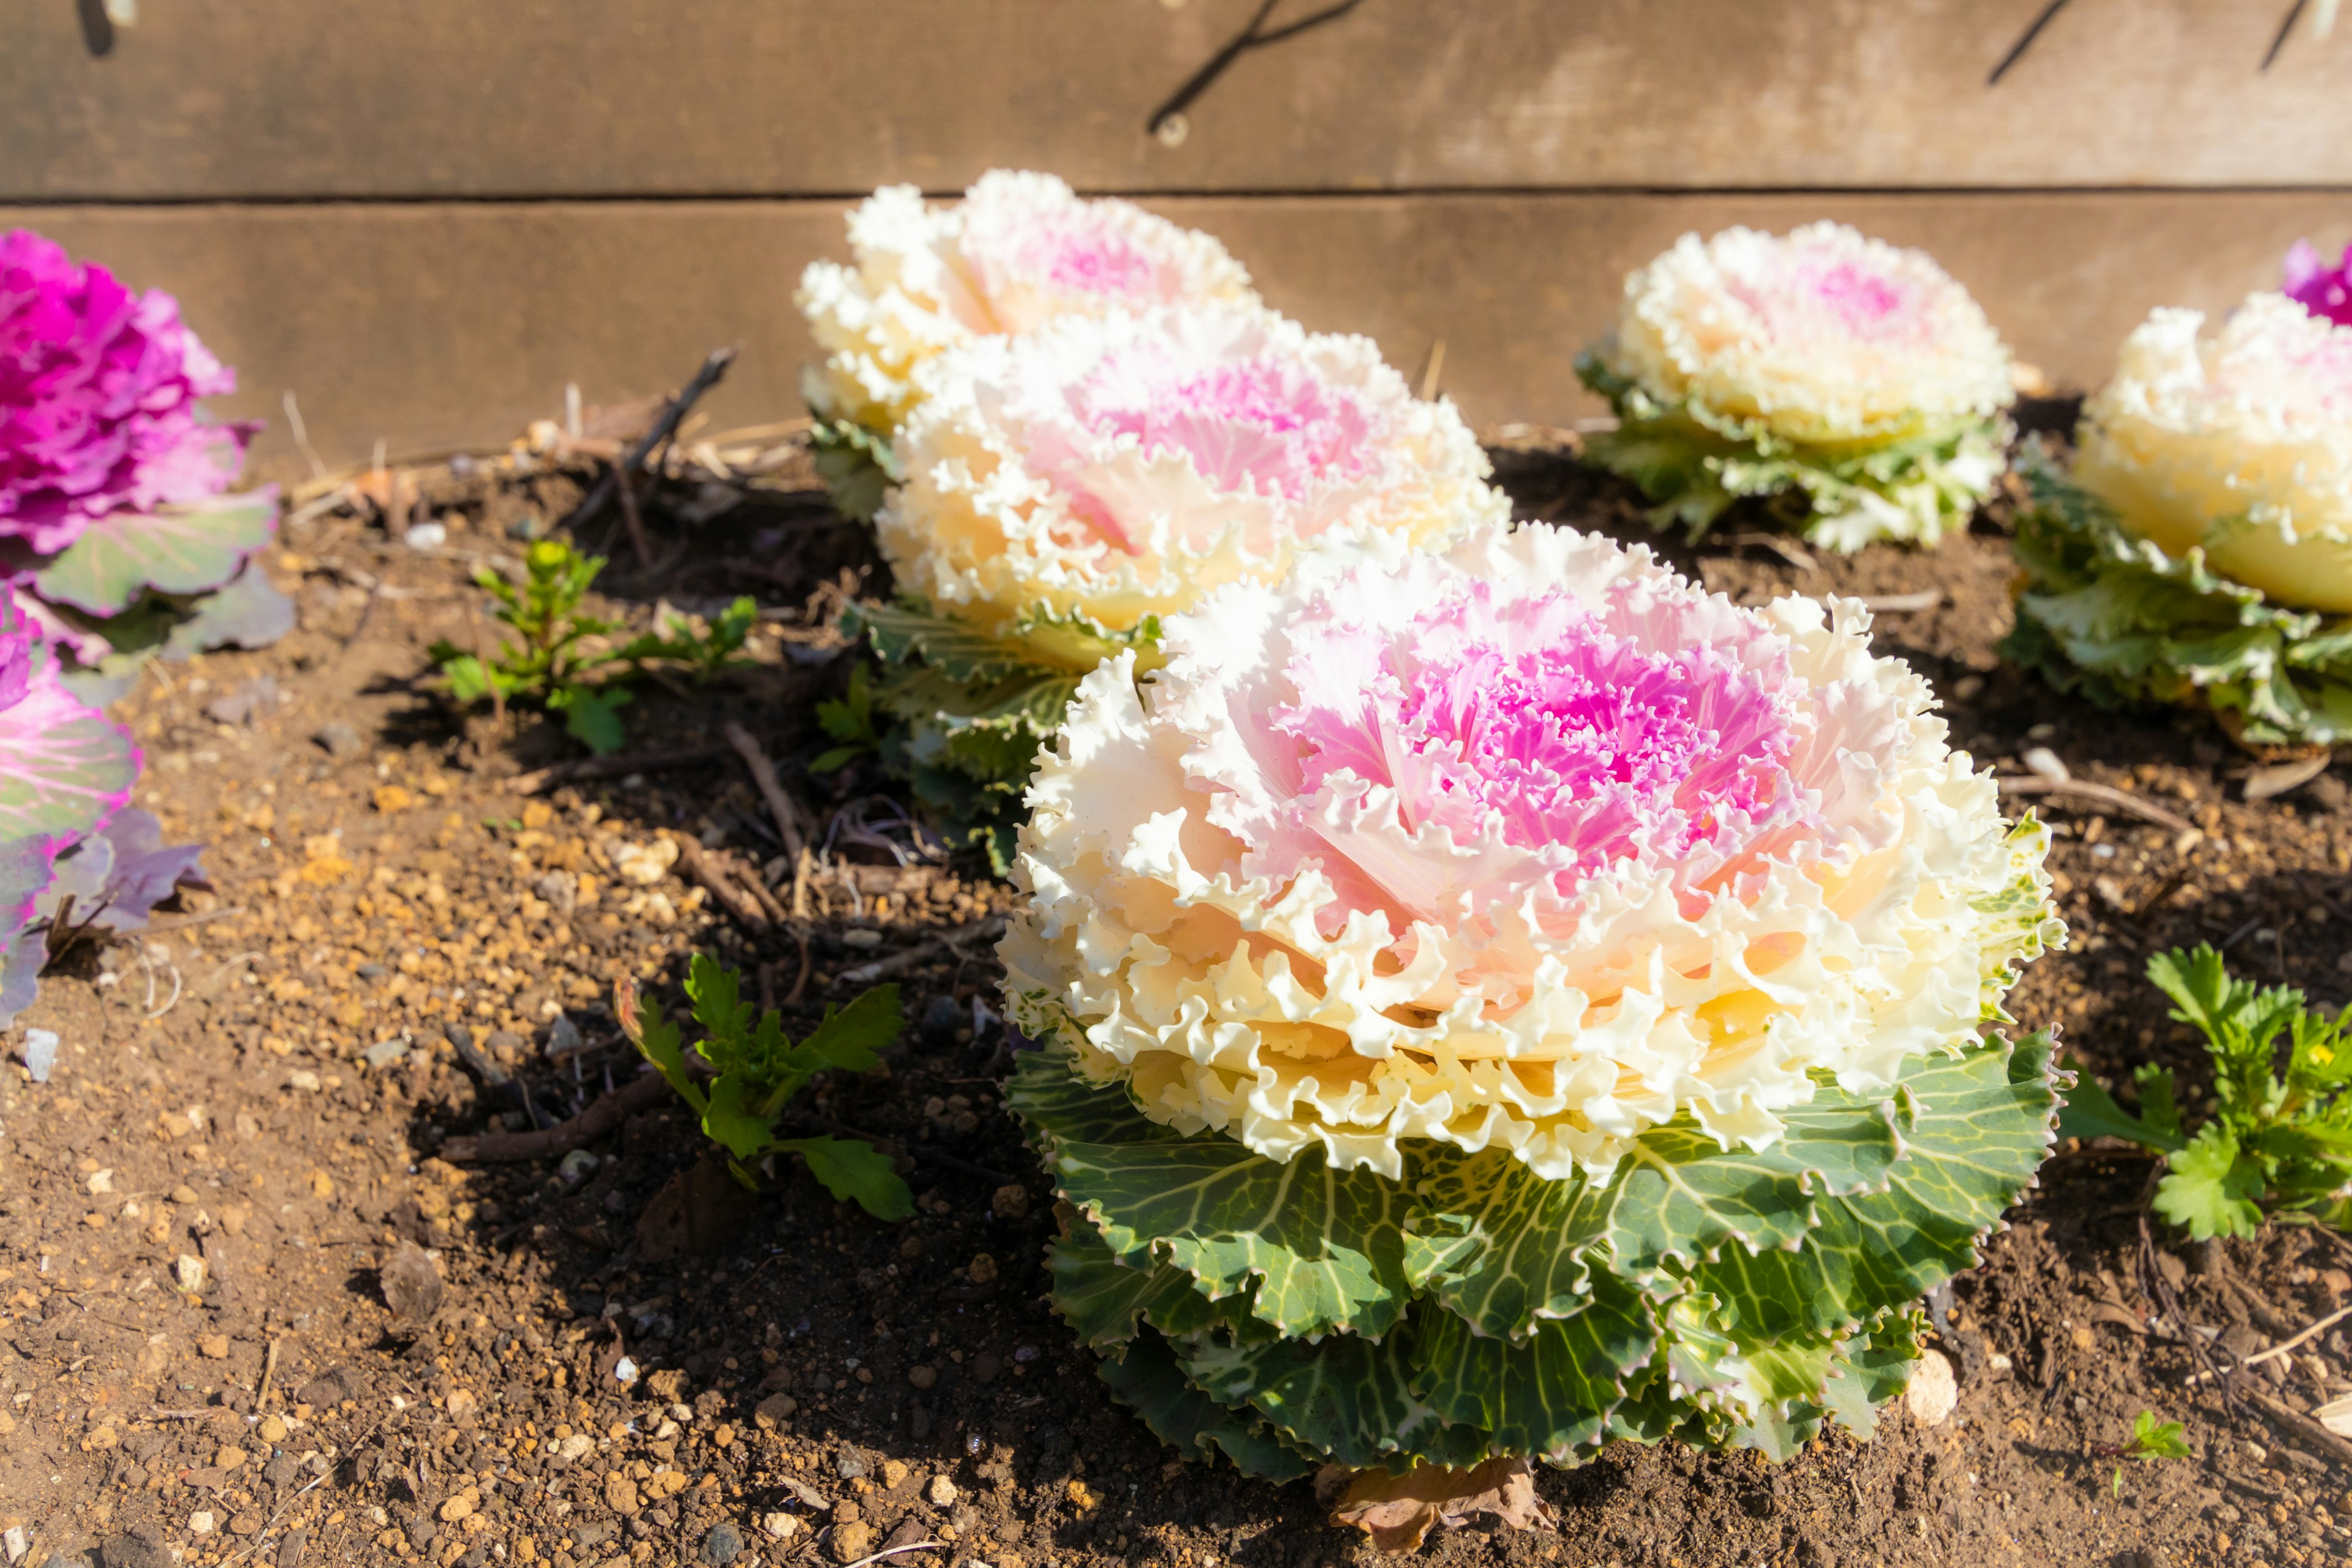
[0,935,41,1030]
[162,566,294,661]
[32,487,281,616]
[0,833,61,935]
[0,654,136,842]
[41,808,205,932]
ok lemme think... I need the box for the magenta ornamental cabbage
[1004,526,2064,1476]
[0,228,252,556]
[2286,240,2352,328]
[0,583,203,1024]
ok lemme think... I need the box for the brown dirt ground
[7,420,2352,1568]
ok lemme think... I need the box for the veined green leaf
[1411,1273,1655,1458]
[1404,1146,1612,1339]
[1093,1329,1317,1482]
[1007,1049,1189,1156]
[1682,1038,2058,1343]
[1180,1320,1483,1474]
[1605,1079,1909,1279]
[1056,1133,1417,1338]
[1048,1217,1234,1350]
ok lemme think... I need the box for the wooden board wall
[6,1,2350,473]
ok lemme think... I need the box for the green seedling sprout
[811,663,882,773]
[2095,1411,2190,1497]
[619,956,911,1221]
[430,538,759,755]
[2059,944,2352,1238]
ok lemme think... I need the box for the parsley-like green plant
[2094,1411,2190,1498]
[620,954,911,1220]
[430,540,758,756]
[2059,944,2352,1238]
[810,662,883,774]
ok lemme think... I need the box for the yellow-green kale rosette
[2005,293,2352,749]
[1578,223,2016,552]
[1001,524,2065,1483]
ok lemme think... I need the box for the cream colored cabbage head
[2075,292,2352,612]
[796,170,1258,437]
[879,303,1508,654]
[1001,525,2060,1180]
[1595,222,2015,447]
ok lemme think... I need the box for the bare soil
[6,428,2352,1568]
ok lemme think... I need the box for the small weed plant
[430,539,756,755]
[2095,1411,2190,1497]
[620,953,911,1220]
[2060,944,2352,1237]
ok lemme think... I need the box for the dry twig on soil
[441,1072,670,1163]
[1997,775,2198,835]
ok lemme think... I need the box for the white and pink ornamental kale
[1580,222,2015,551]
[884,304,1504,646]
[797,170,1258,440]
[1005,525,2060,1179]
[1,228,254,556]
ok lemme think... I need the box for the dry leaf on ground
[1327,1455,1559,1553]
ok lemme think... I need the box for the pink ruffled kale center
[1725,249,1928,350]
[1069,344,1378,502]
[0,228,242,552]
[1265,579,1815,924]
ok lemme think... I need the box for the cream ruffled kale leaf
[2003,445,2352,748]
[1012,1032,2057,1478]
[1575,356,2008,552]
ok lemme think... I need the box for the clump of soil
[4,434,2352,1568]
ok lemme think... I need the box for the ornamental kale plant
[622,954,911,1219]
[796,170,1260,519]
[0,229,284,669]
[837,301,1505,869]
[1577,223,2016,552]
[0,586,204,1025]
[2005,295,2352,748]
[2060,946,2352,1240]
[1001,525,2065,1477]
[2286,239,2352,328]
[429,538,755,756]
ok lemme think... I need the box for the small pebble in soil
[837,1450,870,1479]
[701,1523,744,1565]
[21,1028,58,1083]
[919,995,963,1043]
[313,722,364,759]
[927,1474,958,1508]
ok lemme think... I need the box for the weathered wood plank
[9,191,2345,476]
[5,1,2351,198]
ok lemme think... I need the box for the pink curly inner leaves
[1724,250,1929,348]
[1038,345,1380,557]
[0,228,247,556]
[1261,579,1819,935]
[2286,240,2352,329]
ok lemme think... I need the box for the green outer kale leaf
[1048,1216,1237,1351]
[1410,1273,1656,1458]
[1094,1329,1319,1482]
[1178,1316,1487,1474]
[1055,1134,1417,1339]
[1575,354,2008,552]
[1681,1038,2059,1342]
[2003,442,2352,748]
